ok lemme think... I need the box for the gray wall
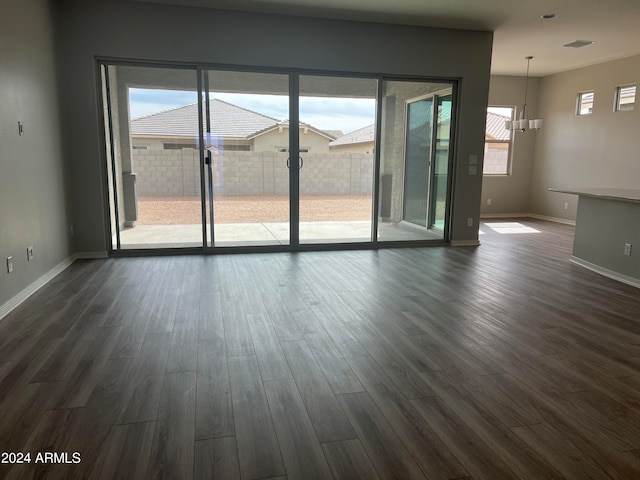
[530,54,640,220]
[54,0,493,251]
[572,196,640,281]
[482,75,540,215]
[0,0,72,307]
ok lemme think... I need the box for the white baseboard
[570,255,640,289]
[0,255,75,320]
[526,213,576,226]
[75,251,109,259]
[480,213,576,226]
[0,251,109,321]
[480,213,530,219]
[451,240,481,247]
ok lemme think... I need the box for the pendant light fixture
[505,56,542,132]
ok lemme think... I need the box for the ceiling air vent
[563,40,595,48]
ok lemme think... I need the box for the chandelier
[505,56,542,132]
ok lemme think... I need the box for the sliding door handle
[286,157,304,169]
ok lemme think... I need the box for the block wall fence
[133,149,375,196]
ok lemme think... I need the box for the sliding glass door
[402,89,452,231]
[298,75,377,244]
[103,64,202,249]
[203,70,290,247]
[377,81,454,241]
[103,65,290,250]
[403,96,433,228]
[102,62,456,252]
[430,91,452,230]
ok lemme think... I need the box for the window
[222,144,251,151]
[132,145,148,150]
[163,142,198,150]
[483,106,514,175]
[577,91,594,115]
[276,147,310,153]
[615,85,636,111]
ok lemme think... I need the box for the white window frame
[483,106,514,176]
[577,91,594,115]
[615,84,636,112]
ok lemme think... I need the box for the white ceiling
[132,0,640,77]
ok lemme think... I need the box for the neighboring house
[485,111,511,142]
[330,124,375,153]
[130,98,337,153]
[484,111,512,174]
[330,106,454,155]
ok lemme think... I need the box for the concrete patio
[117,220,443,248]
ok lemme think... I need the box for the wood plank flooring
[2,218,640,479]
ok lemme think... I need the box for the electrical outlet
[487,198,492,206]
[564,202,569,210]
[27,246,34,261]
[624,243,632,256]
[6,256,13,273]
[467,217,473,227]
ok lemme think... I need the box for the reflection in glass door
[298,75,378,244]
[403,96,433,228]
[429,92,452,230]
[204,70,290,247]
[377,80,454,242]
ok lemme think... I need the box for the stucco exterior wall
[132,127,332,153]
[253,127,332,153]
[330,142,374,154]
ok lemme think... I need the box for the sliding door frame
[96,57,458,256]
[400,87,454,233]
[289,73,300,247]
[428,88,453,231]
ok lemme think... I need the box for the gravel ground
[138,195,373,224]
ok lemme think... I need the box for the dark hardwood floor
[2,219,640,479]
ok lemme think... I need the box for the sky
[129,88,376,135]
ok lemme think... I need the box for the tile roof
[324,110,507,147]
[486,111,512,141]
[131,99,339,141]
[323,130,344,139]
[330,124,375,146]
[131,99,282,139]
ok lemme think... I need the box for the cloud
[213,92,289,120]
[128,89,376,133]
[299,97,376,132]
[129,89,197,119]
